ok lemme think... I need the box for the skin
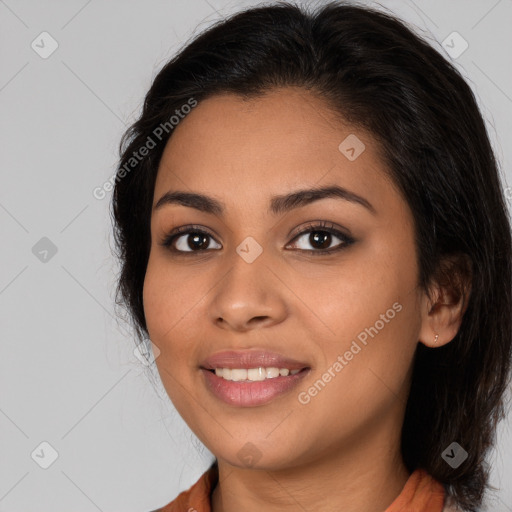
[143,87,468,512]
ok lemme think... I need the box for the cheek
[299,251,421,422]
[142,251,219,381]
[142,256,203,416]
[142,256,168,341]
[299,235,419,370]
[289,240,417,342]
[293,298,420,446]
[143,255,192,359]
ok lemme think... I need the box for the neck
[211,413,411,512]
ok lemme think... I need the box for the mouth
[204,366,309,382]
[199,349,311,407]
[200,349,309,372]
[200,366,311,407]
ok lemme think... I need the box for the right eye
[160,226,222,253]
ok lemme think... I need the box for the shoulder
[153,462,218,512]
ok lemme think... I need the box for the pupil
[189,233,209,250]
[311,231,331,249]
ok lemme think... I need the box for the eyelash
[160,221,355,256]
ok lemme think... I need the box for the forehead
[153,87,396,213]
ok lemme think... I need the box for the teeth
[213,367,302,381]
[266,367,280,378]
[248,368,266,381]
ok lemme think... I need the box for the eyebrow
[153,185,376,216]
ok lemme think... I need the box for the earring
[433,333,439,345]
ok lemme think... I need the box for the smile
[211,367,302,381]
[201,367,311,407]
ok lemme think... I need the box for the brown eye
[178,232,212,251]
[287,222,355,255]
[161,226,221,252]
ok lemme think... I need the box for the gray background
[0,0,511,510]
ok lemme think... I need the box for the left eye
[286,224,354,254]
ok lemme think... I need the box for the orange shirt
[155,462,459,512]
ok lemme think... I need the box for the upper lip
[200,350,310,370]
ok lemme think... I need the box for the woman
[111,2,512,511]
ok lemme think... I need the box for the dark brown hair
[111,2,512,510]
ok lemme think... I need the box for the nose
[209,249,288,332]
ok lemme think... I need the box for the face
[143,87,424,470]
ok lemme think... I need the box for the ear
[418,253,472,348]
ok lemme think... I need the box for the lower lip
[201,368,310,407]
